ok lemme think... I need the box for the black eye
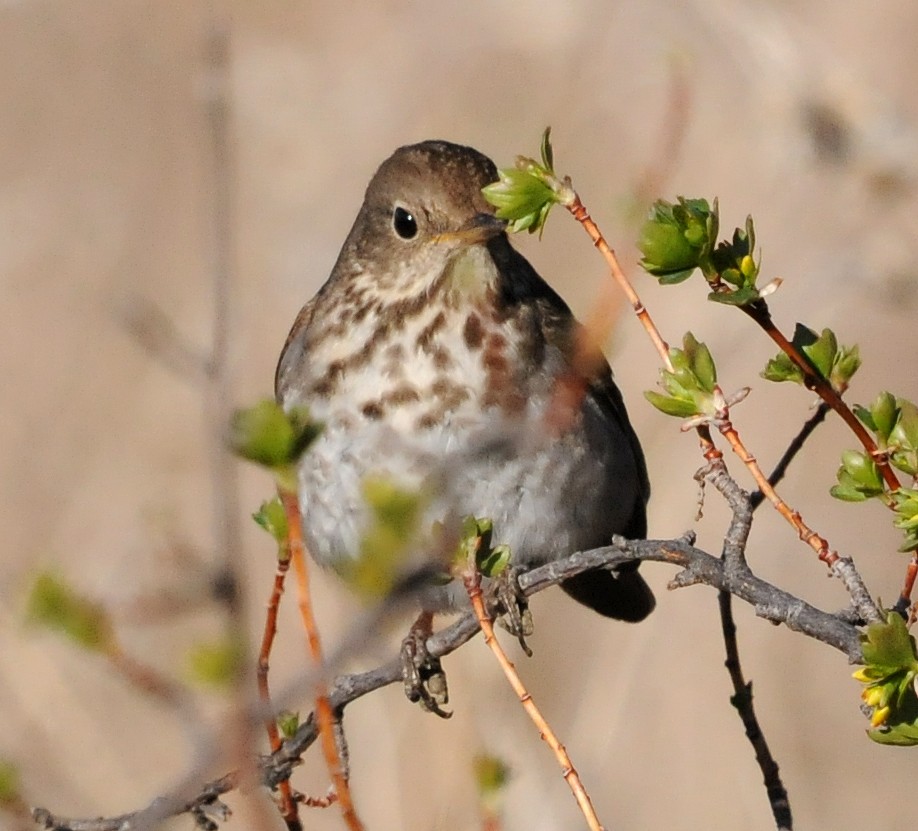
[393,206,418,239]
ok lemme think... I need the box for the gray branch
[31,533,864,831]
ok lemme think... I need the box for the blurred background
[3,2,918,829]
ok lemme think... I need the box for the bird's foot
[400,611,451,718]
[493,566,534,657]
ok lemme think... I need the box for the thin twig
[463,565,605,831]
[117,294,209,381]
[749,402,831,512]
[702,457,793,831]
[566,195,673,370]
[740,301,901,493]
[278,489,364,831]
[895,554,918,621]
[714,402,881,623]
[255,558,301,828]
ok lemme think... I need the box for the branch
[31,531,864,831]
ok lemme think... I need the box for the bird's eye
[392,206,418,240]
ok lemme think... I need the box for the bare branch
[30,529,865,831]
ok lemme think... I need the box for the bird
[275,140,653,711]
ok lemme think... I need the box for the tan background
[3,2,918,829]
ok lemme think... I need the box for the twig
[749,402,831,512]
[740,301,901,492]
[895,554,918,621]
[278,489,363,831]
[31,531,865,831]
[713,401,881,623]
[117,294,209,381]
[255,558,301,828]
[463,565,605,831]
[566,195,673,371]
[702,459,793,831]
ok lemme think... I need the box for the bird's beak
[435,212,507,245]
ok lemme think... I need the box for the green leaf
[831,344,861,390]
[868,719,918,745]
[890,398,918,476]
[638,197,714,280]
[644,333,719,419]
[685,332,717,392]
[473,753,511,797]
[853,613,918,744]
[253,497,290,561]
[276,710,300,739]
[540,126,554,172]
[801,328,838,381]
[706,286,761,306]
[871,392,899,441]
[761,351,805,385]
[644,390,701,418]
[831,451,885,501]
[230,400,321,476]
[861,613,918,673]
[482,167,556,235]
[892,489,918,552]
[26,572,112,652]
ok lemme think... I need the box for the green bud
[638,197,713,283]
[253,498,288,543]
[645,333,719,419]
[276,710,300,739]
[230,400,321,476]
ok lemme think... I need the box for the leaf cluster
[638,197,761,306]
[762,324,860,392]
[481,128,569,236]
[644,332,718,419]
[853,613,918,745]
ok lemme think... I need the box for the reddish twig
[462,558,606,831]
[740,301,901,493]
[278,488,364,831]
[256,558,301,828]
[896,554,918,622]
[566,195,673,371]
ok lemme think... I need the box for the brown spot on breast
[432,379,470,410]
[417,311,447,352]
[480,332,525,415]
[381,384,421,406]
[361,401,384,420]
[463,313,484,349]
[416,412,439,430]
[430,345,454,370]
[482,333,509,373]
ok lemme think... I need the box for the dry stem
[462,564,605,831]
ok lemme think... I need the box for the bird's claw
[400,620,451,718]
[493,566,534,657]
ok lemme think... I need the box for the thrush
[276,140,653,711]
